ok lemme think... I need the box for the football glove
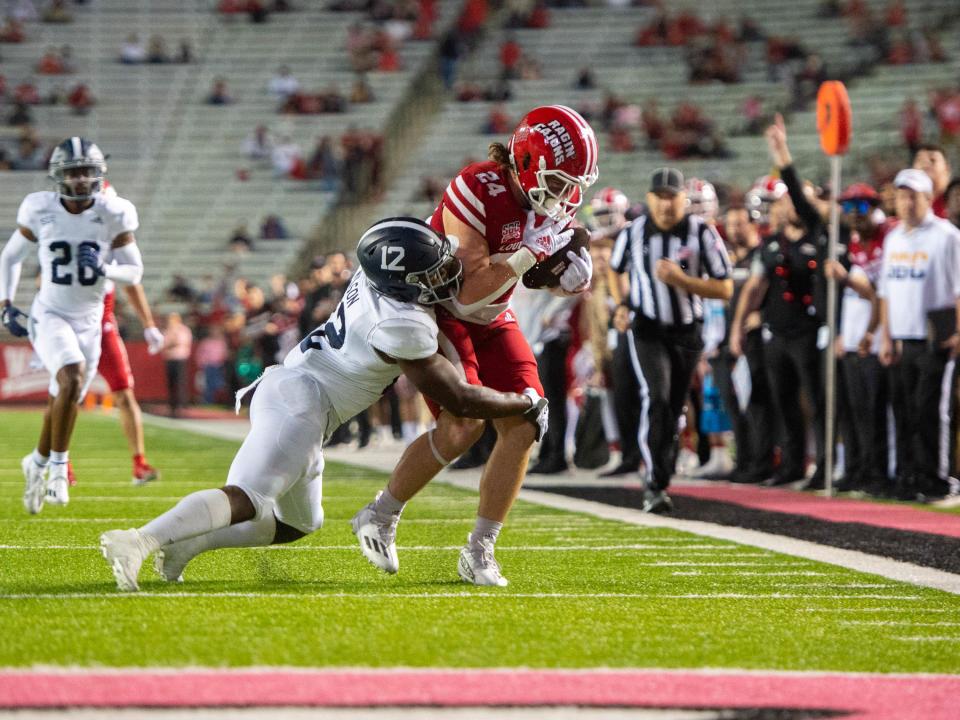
[77,244,104,277]
[559,246,593,293]
[521,211,574,263]
[144,325,164,355]
[521,387,549,442]
[2,304,29,337]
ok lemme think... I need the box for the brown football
[521,227,590,289]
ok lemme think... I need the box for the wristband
[505,247,537,277]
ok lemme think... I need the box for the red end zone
[0,669,957,718]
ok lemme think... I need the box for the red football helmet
[745,175,787,226]
[685,178,718,222]
[588,186,629,235]
[508,105,599,221]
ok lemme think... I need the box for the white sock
[50,450,68,465]
[160,514,277,570]
[140,488,233,547]
[471,516,503,544]
[31,449,49,467]
[376,425,393,443]
[372,487,405,516]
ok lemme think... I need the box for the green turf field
[2,409,960,672]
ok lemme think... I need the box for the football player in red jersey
[96,280,163,485]
[76,182,163,487]
[353,105,599,585]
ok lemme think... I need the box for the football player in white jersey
[0,137,144,514]
[98,218,549,592]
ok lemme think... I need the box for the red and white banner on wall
[0,342,169,403]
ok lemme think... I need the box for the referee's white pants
[227,367,327,535]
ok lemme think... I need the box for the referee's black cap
[650,167,684,195]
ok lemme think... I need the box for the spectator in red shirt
[898,97,923,155]
[38,46,62,74]
[499,34,521,78]
[457,0,486,47]
[0,16,24,42]
[483,103,511,135]
[67,83,94,115]
[886,32,912,65]
[377,40,401,71]
[913,144,952,218]
[935,89,960,148]
[525,0,549,29]
[884,0,906,26]
[609,124,634,152]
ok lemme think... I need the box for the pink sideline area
[667,484,960,538]
[0,669,958,718]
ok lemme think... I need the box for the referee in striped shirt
[611,168,733,513]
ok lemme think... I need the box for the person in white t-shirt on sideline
[98,218,548,592]
[0,137,144,514]
[878,169,960,502]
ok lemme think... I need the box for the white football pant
[227,367,327,535]
[28,298,102,401]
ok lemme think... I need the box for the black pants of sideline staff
[764,328,825,483]
[530,333,571,473]
[713,332,775,482]
[888,339,955,494]
[626,318,703,492]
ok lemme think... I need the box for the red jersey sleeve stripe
[444,183,486,236]
[454,175,485,218]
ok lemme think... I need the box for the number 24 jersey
[17,190,138,317]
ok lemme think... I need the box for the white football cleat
[457,533,508,587]
[351,493,400,573]
[21,454,46,515]
[100,528,154,592]
[153,543,190,582]
[44,463,69,506]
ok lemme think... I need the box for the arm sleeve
[698,221,732,279]
[369,316,439,360]
[103,242,144,285]
[779,164,823,233]
[0,229,33,303]
[609,223,632,273]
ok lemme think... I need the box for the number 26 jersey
[283,271,439,429]
[17,190,138,317]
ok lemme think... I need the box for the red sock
[133,454,145,466]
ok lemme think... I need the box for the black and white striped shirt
[611,213,732,326]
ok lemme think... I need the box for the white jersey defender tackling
[99,217,548,592]
[0,137,144,514]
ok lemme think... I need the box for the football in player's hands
[522,227,590,289]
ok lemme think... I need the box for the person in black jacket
[730,114,843,489]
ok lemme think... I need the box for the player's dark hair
[914,143,946,160]
[488,142,511,169]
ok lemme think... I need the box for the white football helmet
[48,136,107,202]
[685,178,718,222]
